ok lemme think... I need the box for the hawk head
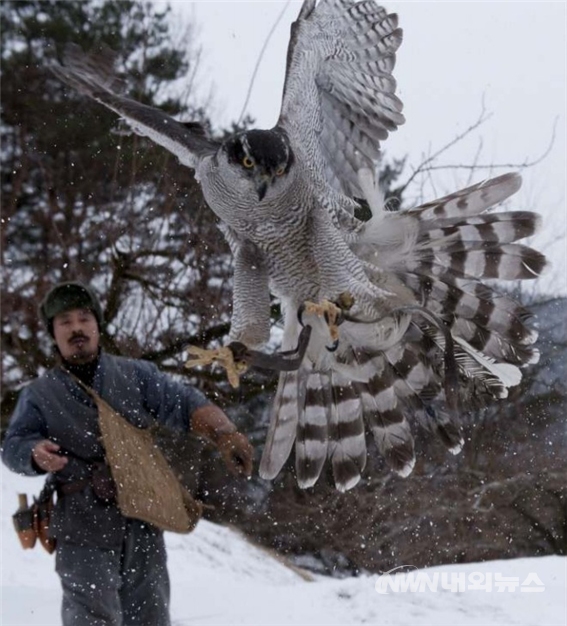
[223,129,295,201]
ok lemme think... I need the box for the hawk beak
[254,173,273,201]
[256,180,268,202]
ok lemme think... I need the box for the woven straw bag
[72,375,202,533]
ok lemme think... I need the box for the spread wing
[51,44,220,168]
[276,0,404,198]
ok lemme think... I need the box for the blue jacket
[2,352,211,547]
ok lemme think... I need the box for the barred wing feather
[277,0,404,198]
[51,44,219,169]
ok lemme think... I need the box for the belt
[56,478,91,497]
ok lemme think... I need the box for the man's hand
[191,405,255,477]
[32,440,68,473]
[216,431,254,477]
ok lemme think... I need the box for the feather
[454,336,522,391]
[259,370,300,480]
[278,0,405,198]
[356,356,416,476]
[411,173,522,220]
[51,44,219,168]
[328,372,366,491]
[295,372,330,488]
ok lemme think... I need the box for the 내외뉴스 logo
[375,566,545,594]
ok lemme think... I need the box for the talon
[300,297,351,349]
[186,345,248,389]
[297,302,307,327]
[326,338,340,352]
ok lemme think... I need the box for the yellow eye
[242,156,254,168]
[275,165,286,176]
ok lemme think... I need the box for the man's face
[52,308,100,364]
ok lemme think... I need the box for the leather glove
[216,431,254,477]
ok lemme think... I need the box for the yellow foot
[301,293,354,347]
[185,345,248,389]
[303,300,342,344]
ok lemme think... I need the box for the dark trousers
[55,519,170,626]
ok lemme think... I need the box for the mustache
[69,332,89,341]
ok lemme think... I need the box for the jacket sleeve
[1,386,48,476]
[134,360,212,432]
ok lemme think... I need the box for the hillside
[2,473,565,626]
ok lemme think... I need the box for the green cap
[40,282,103,336]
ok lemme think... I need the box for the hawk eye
[242,156,255,168]
[275,165,286,176]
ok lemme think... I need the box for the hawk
[52,0,546,491]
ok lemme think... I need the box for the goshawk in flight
[52,0,546,491]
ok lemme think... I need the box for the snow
[2,472,566,626]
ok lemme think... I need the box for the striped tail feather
[328,371,367,491]
[259,370,300,481]
[383,335,464,455]
[404,178,547,285]
[417,320,522,402]
[451,315,539,366]
[401,273,539,365]
[410,242,547,282]
[422,405,464,455]
[355,355,416,476]
[391,174,546,376]
[419,211,541,246]
[409,172,522,220]
[402,274,536,345]
[295,372,330,488]
[402,355,464,455]
[454,336,522,397]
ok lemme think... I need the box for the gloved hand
[216,431,254,477]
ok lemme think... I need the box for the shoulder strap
[59,367,99,400]
[60,364,158,431]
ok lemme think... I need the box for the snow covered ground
[2,472,566,626]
